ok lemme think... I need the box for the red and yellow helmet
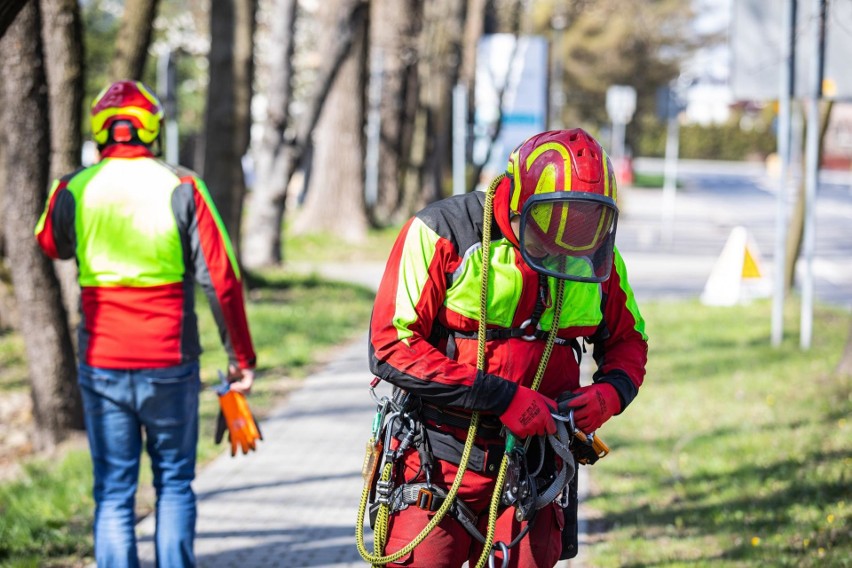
[90,81,163,146]
[506,129,619,282]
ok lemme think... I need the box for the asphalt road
[622,158,852,309]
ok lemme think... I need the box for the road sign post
[606,85,636,163]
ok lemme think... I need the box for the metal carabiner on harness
[488,541,511,568]
[518,318,539,342]
[552,408,611,464]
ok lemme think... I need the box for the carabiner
[487,541,511,568]
[519,318,538,342]
[551,408,578,434]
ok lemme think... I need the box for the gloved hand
[215,389,263,456]
[560,383,620,433]
[499,386,557,438]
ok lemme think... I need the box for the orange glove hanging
[215,372,262,456]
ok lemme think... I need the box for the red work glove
[563,383,621,433]
[499,386,557,438]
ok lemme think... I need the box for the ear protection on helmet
[91,81,163,146]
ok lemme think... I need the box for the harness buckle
[376,479,394,505]
[416,487,435,510]
[519,318,538,342]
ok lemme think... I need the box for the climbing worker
[359,128,648,567]
[35,80,257,567]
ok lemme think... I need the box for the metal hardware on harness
[519,318,537,341]
[552,408,610,465]
[376,479,394,505]
[387,482,486,544]
[488,541,511,568]
[500,419,575,522]
[501,446,537,521]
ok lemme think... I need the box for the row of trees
[0,0,704,447]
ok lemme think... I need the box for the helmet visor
[518,192,618,282]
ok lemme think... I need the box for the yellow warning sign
[742,247,762,279]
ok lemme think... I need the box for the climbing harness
[355,175,596,567]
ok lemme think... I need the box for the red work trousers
[382,443,564,568]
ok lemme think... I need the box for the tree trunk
[241,0,296,269]
[110,0,159,80]
[784,100,834,292]
[0,0,83,448]
[40,0,84,339]
[0,0,28,40]
[240,0,368,267]
[459,0,486,94]
[401,0,465,213]
[0,141,16,332]
[202,0,256,254]
[292,0,369,240]
[367,0,422,226]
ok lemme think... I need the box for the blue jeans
[79,361,201,568]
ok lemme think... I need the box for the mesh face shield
[517,192,618,282]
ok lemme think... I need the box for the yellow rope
[355,175,504,566]
[473,279,565,568]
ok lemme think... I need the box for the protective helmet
[506,129,619,282]
[90,81,163,146]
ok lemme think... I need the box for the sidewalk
[136,335,382,567]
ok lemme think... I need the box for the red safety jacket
[369,178,647,415]
[35,144,256,370]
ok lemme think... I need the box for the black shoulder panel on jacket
[415,191,503,254]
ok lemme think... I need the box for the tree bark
[400,0,465,212]
[0,0,28,40]
[110,0,159,80]
[241,0,368,267]
[0,0,83,448]
[202,0,256,254]
[366,0,422,226]
[292,0,369,240]
[39,0,84,338]
[784,100,834,292]
[0,140,16,332]
[241,0,296,269]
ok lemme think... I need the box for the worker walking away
[35,81,257,568]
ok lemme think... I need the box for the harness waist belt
[451,327,579,347]
[420,403,503,435]
[423,425,505,473]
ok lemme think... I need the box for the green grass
[0,451,94,566]
[282,225,400,263]
[0,332,27,391]
[0,270,376,566]
[586,299,851,567]
[630,171,683,189]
